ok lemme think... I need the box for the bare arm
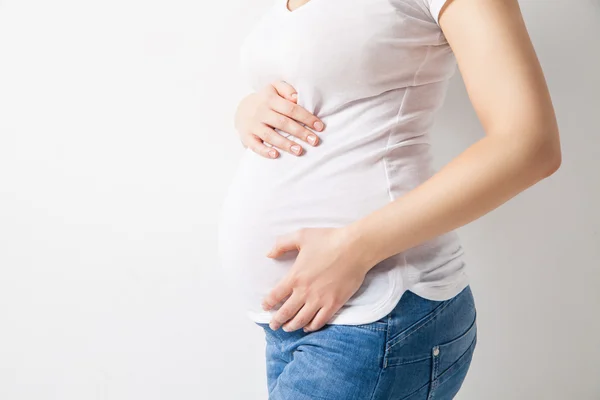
[345,0,561,267]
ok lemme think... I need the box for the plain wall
[0,0,598,399]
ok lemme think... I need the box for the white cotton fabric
[217,0,469,325]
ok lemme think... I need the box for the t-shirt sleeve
[426,0,451,26]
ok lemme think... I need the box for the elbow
[534,129,562,179]
[542,148,562,178]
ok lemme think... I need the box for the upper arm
[435,0,559,143]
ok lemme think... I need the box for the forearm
[345,131,561,269]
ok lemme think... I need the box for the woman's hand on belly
[234,80,325,158]
[261,226,372,333]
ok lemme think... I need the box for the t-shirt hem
[247,272,470,325]
[248,266,405,326]
[407,272,470,302]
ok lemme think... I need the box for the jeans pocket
[428,316,477,397]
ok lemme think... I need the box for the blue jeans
[255,286,477,399]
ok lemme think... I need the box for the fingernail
[291,144,302,155]
[307,135,317,146]
[291,93,297,100]
[314,121,324,131]
[269,149,278,158]
[303,328,310,333]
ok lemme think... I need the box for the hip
[255,285,477,399]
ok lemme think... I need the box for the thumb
[271,80,298,103]
[266,231,302,258]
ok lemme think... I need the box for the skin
[236,0,562,333]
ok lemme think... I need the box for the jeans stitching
[369,313,392,399]
[386,293,460,352]
[436,314,477,351]
[386,354,431,367]
[434,332,477,387]
[354,325,388,332]
[428,350,440,400]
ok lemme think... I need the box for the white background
[0,0,598,399]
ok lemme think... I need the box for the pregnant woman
[218,0,561,398]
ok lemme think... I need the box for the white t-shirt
[217,0,469,325]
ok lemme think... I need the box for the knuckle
[253,128,265,140]
[266,84,275,93]
[287,102,297,116]
[260,92,274,106]
[325,297,339,309]
[278,308,293,320]
[289,274,302,287]
[295,315,309,326]
[277,115,287,127]
[305,319,322,332]
[266,96,278,110]
[292,275,309,289]
[289,122,303,136]
[290,318,306,330]
[262,130,273,142]
[293,285,309,297]
[267,91,279,102]
[286,322,299,331]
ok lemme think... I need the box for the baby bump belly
[217,148,390,307]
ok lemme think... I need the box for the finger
[268,95,325,137]
[261,112,312,154]
[262,275,294,312]
[269,290,306,331]
[245,134,279,159]
[303,306,335,332]
[254,123,304,156]
[266,230,302,258]
[271,80,299,103]
[282,302,320,332]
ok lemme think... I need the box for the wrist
[340,222,384,274]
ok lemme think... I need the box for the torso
[217,0,469,325]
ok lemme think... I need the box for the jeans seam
[354,326,388,332]
[428,350,440,400]
[386,354,431,367]
[368,313,392,400]
[434,333,477,387]
[386,292,461,352]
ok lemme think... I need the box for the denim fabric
[255,286,477,400]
